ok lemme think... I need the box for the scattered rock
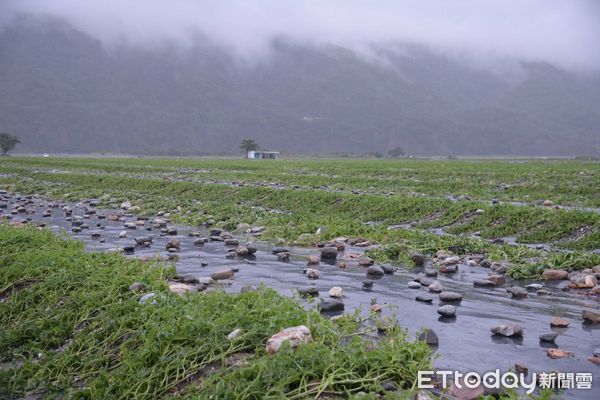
[235,246,249,256]
[542,269,568,280]
[424,269,438,277]
[328,286,343,298]
[371,303,383,313]
[168,282,197,295]
[134,236,152,245]
[439,291,463,302]
[512,364,528,377]
[550,317,569,328]
[277,252,290,261]
[298,287,319,297]
[428,281,443,293]
[539,333,559,343]
[118,231,127,239]
[542,199,554,207]
[266,326,312,354]
[376,316,396,332]
[166,238,180,250]
[124,222,137,229]
[526,283,544,290]
[473,279,495,287]
[272,246,289,254]
[138,292,156,304]
[380,380,397,392]
[241,285,256,294]
[487,274,506,286]
[408,281,422,289]
[128,282,145,292]
[246,243,258,255]
[320,247,338,259]
[443,256,461,265]
[153,218,168,227]
[225,251,236,259]
[491,323,523,337]
[412,252,425,266]
[196,277,214,285]
[227,328,242,341]
[439,264,458,273]
[306,268,320,279]
[448,380,484,400]
[357,256,374,266]
[331,241,345,251]
[569,274,598,289]
[362,280,374,290]
[582,310,600,323]
[211,268,234,280]
[381,265,394,274]
[547,348,573,359]
[507,286,528,299]
[366,266,384,276]
[417,328,439,345]
[437,305,456,317]
[319,299,344,313]
[307,255,320,265]
[415,295,434,303]
[193,238,205,247]
[179,275,199,284]
[418,276,435,286]
[490,262,508,274]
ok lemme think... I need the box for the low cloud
[2,0,600,71]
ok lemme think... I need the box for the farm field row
[1,157,599,278]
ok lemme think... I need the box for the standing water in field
[3,192,599,399]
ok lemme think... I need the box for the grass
[0,226,432,399]
[1,156,599,207]
[1,156,599,279]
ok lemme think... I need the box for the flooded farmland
[3,186,599,399]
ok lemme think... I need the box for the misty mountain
[1,16,599,156]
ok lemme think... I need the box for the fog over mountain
[1,1,599,156]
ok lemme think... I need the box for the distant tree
[387,146,405,158]
[239,139,259,154]
[0,133,20,155]
[364,151,383,158]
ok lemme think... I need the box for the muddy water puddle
[2,192,599,399]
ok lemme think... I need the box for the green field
[0,156,593,398]
[1,156,599,278]
[0,226,432,399]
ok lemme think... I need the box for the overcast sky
[2,0,599,72]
